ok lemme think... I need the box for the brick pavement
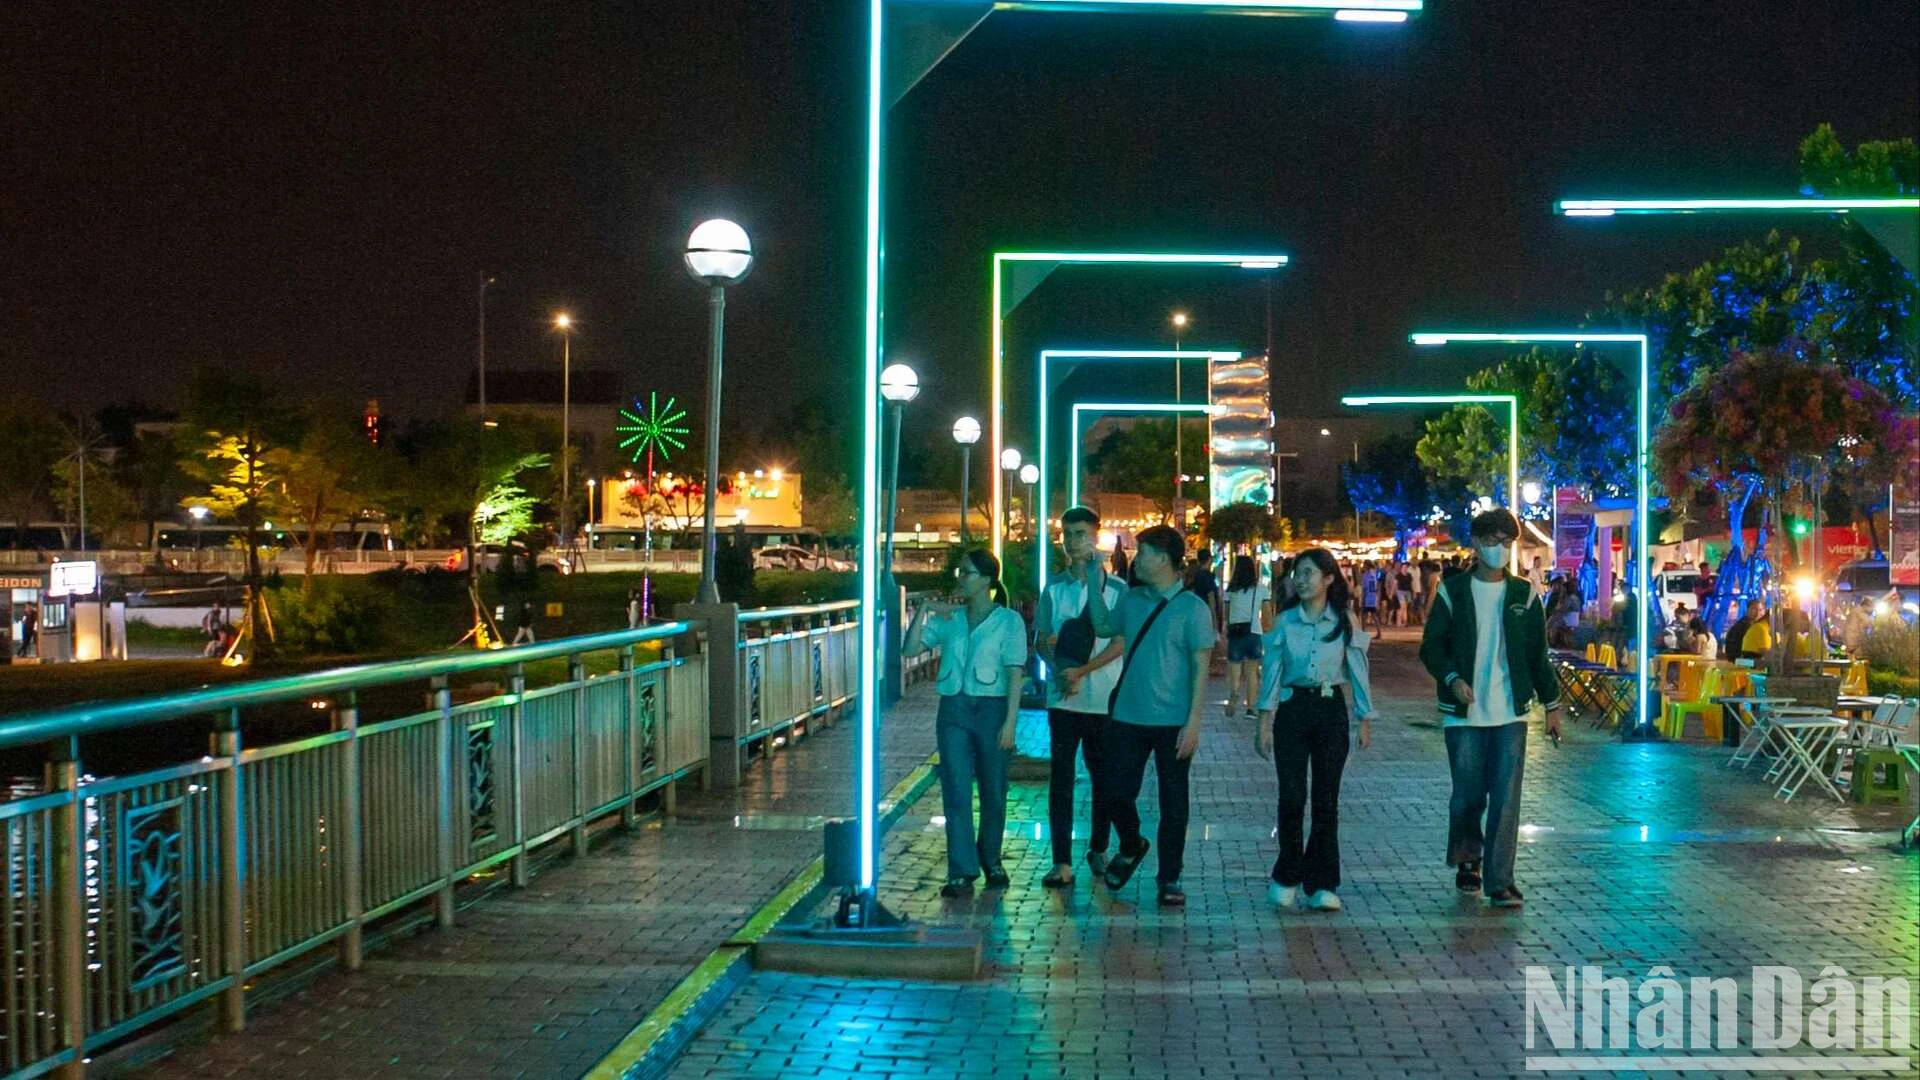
[96,696,942,1080]
[670,637,1920,1079]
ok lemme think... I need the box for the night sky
[5,3,1916,446]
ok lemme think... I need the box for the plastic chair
[1663,666,1725,740]
[1838,660,1868,696]
[1597,643,1617,670]
[1585,643,1599,663]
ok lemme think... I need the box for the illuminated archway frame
[1409,331,1652,735]
[1037,348,1240,599]
[994,254,1287,566]
[855,0,1423,902]
[1340,393,1520,571]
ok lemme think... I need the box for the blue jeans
[1444,722,1528,894]
[936,694,1011,880]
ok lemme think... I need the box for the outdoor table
[1769,712,1849,802]
[1718,696,1798,769]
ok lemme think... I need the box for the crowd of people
[902,506,1562,913]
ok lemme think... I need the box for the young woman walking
[1256,548,1377,913]
[1222,555,1271,721]
[904,549,1028,897]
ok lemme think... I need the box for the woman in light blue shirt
[904,549,1028,897]
[1255,548,1378,914]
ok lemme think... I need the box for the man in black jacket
[1418,509,1562,908]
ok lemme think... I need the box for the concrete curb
[584,753,942,1080]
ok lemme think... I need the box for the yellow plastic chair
[1585,643,1599,663]
[1664,666,1725,740]
[1597,643,1617,670]
[1839,660,1868,696]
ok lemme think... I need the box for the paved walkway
[671,640,1920,1079]
[99,696,942,1080]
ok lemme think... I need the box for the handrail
[738,599,860,623]
[0,621,692,750]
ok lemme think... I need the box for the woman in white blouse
[1255,548,1378,914]
[904,549,1029,897]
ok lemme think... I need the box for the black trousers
[1047,709,1112,865]
[1101,719,1191,886]
[1270,692,1351,894]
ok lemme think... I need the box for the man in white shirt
[1034,507,1126,889]
[1418,509,1563,908]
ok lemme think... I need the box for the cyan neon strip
[1408,331,1651,734]
[1556,197,1918,217]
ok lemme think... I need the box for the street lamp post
[1171,311,1189,528]
[685,219,754,605]
[999,447,1023,539]
[189,504,208,570]
[1019,462,1040,548]
[553,313,574,552]
[585,478,596,530]
[952,416,981,544]
[879,364,919,704]
[478,273,495,423]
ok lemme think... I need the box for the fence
[734,601,860,747]
[0,597,863,1079]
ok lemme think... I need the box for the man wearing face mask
[1418,509,1563,908]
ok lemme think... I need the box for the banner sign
[1552,487,1591,576]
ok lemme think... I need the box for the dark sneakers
[1102,839,1151,890]
[1455,861,1482,894]
[1157,881,1186,908]
[1488,886,1525,908]
[983,866,1011,890]
[939,877,976,898]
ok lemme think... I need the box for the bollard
[334,695,365,969]
[214,709,246,1032]
[431,676,458,925]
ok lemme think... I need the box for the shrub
[273,582,390,656]
[1858,616,1920,678]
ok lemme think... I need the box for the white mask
[1475,542,1510,570]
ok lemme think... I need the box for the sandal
[1042,865,1074,889]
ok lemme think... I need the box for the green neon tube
[1556,197,1919,217]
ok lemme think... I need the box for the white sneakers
[1268,883,1342,912]
[1307,890,1342,912]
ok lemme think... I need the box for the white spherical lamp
[684,219,753,285]
[999,447,1022,472]
[879,363,920,403]
[952,415,981,446]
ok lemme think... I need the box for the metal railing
[0,623,708,1079]
[734,601,860,745]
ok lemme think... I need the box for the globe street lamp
[1019,462,1040,544]
[188,504,209,570]
[685,218,754,604]
[878,363,919,703]
[1000,447,1023,538]
[879,363,920,573]
[952,415,981,544]
[1170,311,1189,527]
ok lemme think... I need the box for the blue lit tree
[1344,432,1438,556]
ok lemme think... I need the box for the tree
[1204,501,1281,550]
[1798,124,1918,198]
[51,453,136,545]
[802,476,857,538]
[268,405,388,577]
[1085,418,1178,511]
[0,398,65,541]
[1655,344,1898,626]
[122,429,194,543]
[1345,433,1436,555]
[1414,404,1508,514]
[404,420,549,645]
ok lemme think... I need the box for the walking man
[1419,509,1562,908]
[1034,506,1125,888]
[1084,524,1217,908]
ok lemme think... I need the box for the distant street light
[478,273,496,423]
[189,504,209,569]
[685,219,754,604]
[1522,480,1544,506]
[1171,311,1190,526]
[586,477,598,527]
[1000,447,1024,538]
[953,416,981,544]
[553,313,575,553]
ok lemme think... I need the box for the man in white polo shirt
[1034,506,1125,889]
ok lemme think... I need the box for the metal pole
[1173,335,1183,527]
[48,741,84,1078]
[884,402,904,572]
[698,284,726,604]
[561,330,572,547]
[959,444,971,545]
[478,274,492,422]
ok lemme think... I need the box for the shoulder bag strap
[1107,589,1182,702]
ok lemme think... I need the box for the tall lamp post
[553,313,574,551]
[1170,311,1189,527]
[1019,462,1040,548]
[685,219,754,604]
[999,448,1023,539]
[477,273,495,424]
[952,416,981,544]
[879,364,919,703]
[188,504,209,571]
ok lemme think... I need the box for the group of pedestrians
[903,504,1563,913]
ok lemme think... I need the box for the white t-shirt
[1225,584,1269,631]
[1041,575,1124,714]
[1695,632,1719,661]
[1462,576,1521,727]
